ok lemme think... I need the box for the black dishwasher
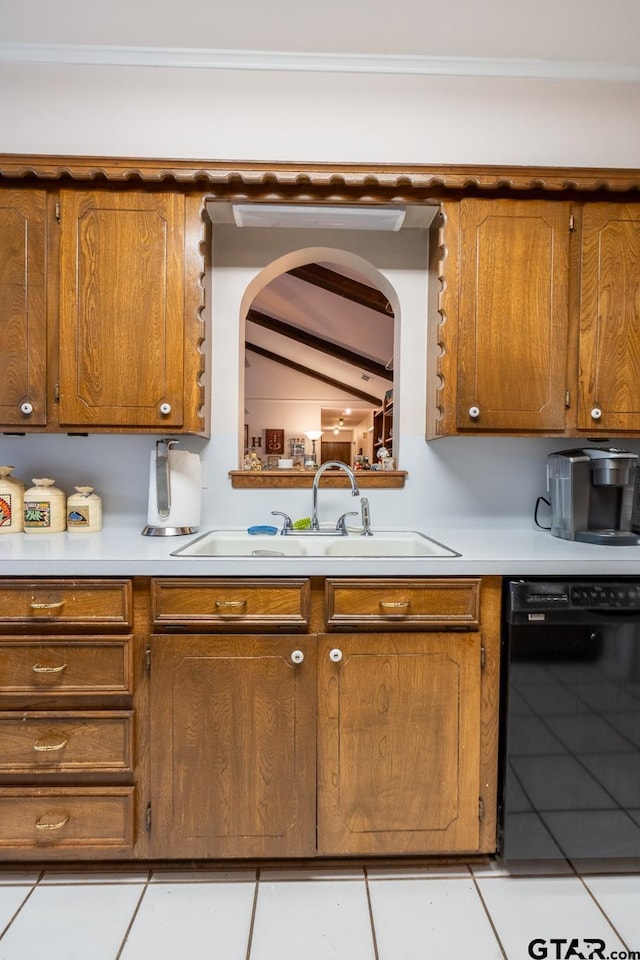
[501,578,640,861]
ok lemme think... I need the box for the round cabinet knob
[290,650,304,664]
[468,406,480,420]
[328,648,343,663]
[591,407,603,420]
[20,401,33,416]
[159,402,172,416]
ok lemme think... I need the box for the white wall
[1,62,639,533]
[2,64,640,167]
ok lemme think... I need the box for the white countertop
[2,524,640,577]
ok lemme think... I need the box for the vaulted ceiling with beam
[245,261,394,429]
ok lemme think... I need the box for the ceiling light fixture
[232,204,406,231]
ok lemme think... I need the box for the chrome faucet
[312,461,360,531]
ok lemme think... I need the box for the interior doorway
[320,440,352,464]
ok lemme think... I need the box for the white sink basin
[172,531,309,557]
[172,530,459,558]
[322,531,458,557]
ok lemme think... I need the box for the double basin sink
[172,529,460,559]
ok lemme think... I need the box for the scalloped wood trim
[1,154,640,195]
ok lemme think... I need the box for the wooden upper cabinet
[577,203,640,434]
[58,189,188,430]
[0,190,48,427]
[455,199,571,433]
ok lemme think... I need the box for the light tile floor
[1,861,639,960]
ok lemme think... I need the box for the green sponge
[293,517,311,530]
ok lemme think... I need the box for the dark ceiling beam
[246,342,382,406]
[247,309,393,382]
[287,263,394,316]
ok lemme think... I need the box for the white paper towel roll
[146,450,202,528]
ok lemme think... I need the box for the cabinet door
[149,635,316,858]
[578,203,640,433]
[317,632,481,855]
[58,190,185,429]
[456,199,570,432]
[0,190,47,426]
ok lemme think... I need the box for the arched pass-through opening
[240,246,401,475]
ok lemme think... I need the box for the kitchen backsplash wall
[4,430,640,535]
[5,424,640,530]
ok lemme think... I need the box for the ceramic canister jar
[23,478,67,534]
[66,486,102,533]
[0,466,25,534]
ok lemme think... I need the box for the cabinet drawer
[151,579,311,631]
[325,578,481,630]
[0,787,135,851]
[0,639,133,697]
[0,580,132,633]
[0,711,134,775]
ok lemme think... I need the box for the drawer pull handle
[34,737,69,753]
[32,663,68,674]
[30,600,65,611]
[379,600,411,613]
[214,599,247,613]
[35,813,70,831]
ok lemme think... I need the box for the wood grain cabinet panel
[0,189,48,427]
[151,578,311,632]
[0,711,134,776]
[578,203,640,434]
[149,634,316,858]
[325,578,481,630]
[317,631,482,855]
[455,199,571,433]
[58,189,187,430]
[0,579,132,633]
[0,787,135,853]
[0,639,133,698]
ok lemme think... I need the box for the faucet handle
[271,511,293,534]
[336,511,359,535]
[361,497,372,536]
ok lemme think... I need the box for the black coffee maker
[547,447,640,545]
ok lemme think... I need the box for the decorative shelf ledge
[229,470,407,489]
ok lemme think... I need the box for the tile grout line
[469,871,510,960]
[576,872,632,954]
[245,870,261,960]
[0,883,39,943]
[363,868,381,960]
[114,872,152,960]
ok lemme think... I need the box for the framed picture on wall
[265,428,285,455]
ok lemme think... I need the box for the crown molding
[1,42,639,82]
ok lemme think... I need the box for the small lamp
[304,430,323,465]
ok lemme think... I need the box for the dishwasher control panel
[508,578,640,617]
[569,583,640,609]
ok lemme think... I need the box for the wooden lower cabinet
[317,632,482,856]
[148,634,316,858]
[0,575,500,862]
[0,577,142,861]
[0,787,135,852]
